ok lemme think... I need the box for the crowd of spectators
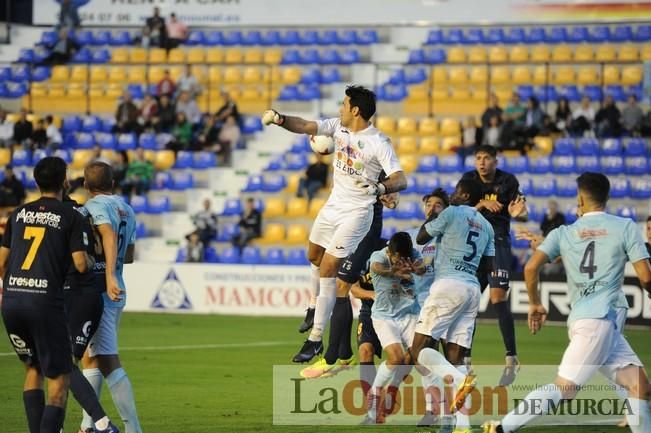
[0,108,63,152]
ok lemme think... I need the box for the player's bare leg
[358,342,377,398]
[362,343,407,424]
[41,372,70,433]
[22,366,44,433]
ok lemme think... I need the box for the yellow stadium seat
[530,45,550,62]
[50,66,69,83]
[88,83,104,98]
[418,137,439,154]
[48,85,65,98]
[206,48,224,63]
[208,66,222,85]
[532,65,549,85]
[71,150,94,170]
[111,48,129,63]
[398,155,418,173]
[187,48,205,64]
[129,48,147,63]
[448,67,468,85]
[242,67,262,84]
[308,198,326,219]
[509,45,529,63]
[25,191,40,203]
[573,45,593,62]
[106,83,123,98]
[533,136,553,154]
[640,44,651,61]
[223,85,241,101]
[551,45,572,62]
[30,84,47,97]
[430,67,448,86]
[603,66,620,85]
[494,87,512,105]
[577,67,599,85]
[126,66,145,83]
[285,173,301,194]
[490,66,510,86]
[468,47,487,64]
[67,84,85,98]
[470,66,488,85]
[0,148,10,166]
[244,48,263,64]
[488,46,508,63]
[375,116,396,135]
[618,44,639,61]
[69,66,88,83]
[472,87,488,102]
[262,67,281,84]
[68,192,88,205]
[440,118,461,137]
[190,65,207,84]
[223,67,242,84]
[264,48,283,65]
[285,198,308,218]
[286,224,309,244]
[240,87,260,101]
[418,117,438,136]
[167,49,186,64]
[153,150,175,170]
[407,84,428,101]
[553,66,575,85]
[90,66,107,83]
[282,67,301,84]
[256,224,286,245]
[148,48,167,64]
[621,66,642,86]
[110,66,128,83]
[148,66,166,83]
[168,66,184,81]
[225,48,243,64]
[595,45,616,62]
[5,113,19,123]
[441,136,461,153]
[431,88,448,101]
[263,198,286,218]
[447,46,466,64]
[396,136,418,155]
[511,66,532,85]
[450,87,471,101]
[397,117,417,135]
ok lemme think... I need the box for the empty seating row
[175,246,310,265]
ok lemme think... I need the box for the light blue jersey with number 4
[424,205,495,288]
[85,194,137,308]
[538,212,649,326]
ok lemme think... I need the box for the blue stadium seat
[380,85,407,101]
[321,68,342,84]
[218,223,240,242]
[222,31,242,46]
[339,30,358,45]
[517,85,534,101]
[464,28,485,44]
[485,28,505,44]
[170,172,194,191]
[564,207,578,224]
[117,133,137,151]
[531,179,555,197]
[12,65,31,82]
[576,156,600,172]
[81,116,101,133]
[296,85,320,101]
[463,155,476,172]
[127,84,144,100]
[403,177,418,195]
[219,247,240,264]
[438,155,462,173]
[265,248,286,265]
[535,86,557,103]
[576,138,599,156]
[381,226,398,240]
[388,69,406,85]
[631,180,651,199]
[151,172,171,190]
[358,30,379,45]
[427,29,444,45]
[504,156,528,174]
[193,151,217,169]
[382,206,396,220]
[546,27,568,44]
[6,82,28,98]
[524,203,540,223]
[395,201,422,220]
[511,231,530,249]
[519,178,532,196]
[130,195,148,213]
[175,248,187,263]
[417,177,441,195]
[441,179,457,194]
[174,151,193,169]
[599,156,624,175]
[424,49,446,64]
[625,157,648,175]
[612,25,633,42]
[100,117,115,133]
[526,27,546,43]
[146,196,171,214]
[18,48,35,63]
[559,85,581,102]
[23,170,36,189]
[32,149,48,166]
[62,116,82,134]
[138,133,157,150]
[552,156,576,174]
[278,86,299,101]
[242,30,262,46]
[624,138,647,156]
[553,138,575,155]
[505,27,526,44]
[93,30,111,46]
[568,26,589,43]
[287,248,309,265]
[62,133,76,149]
[71,47,92,63]
[242,175,263,193]
[111,31,132,46]
[76,133,95,149]
[186,30,205,46]
[285,153,308,171]
[281,30,301,45]
[136,221,147,238]
[616,206,637,221]
[74,30,93,45]
[583,86,603,103]
[53,149,72,164]
[301,30,318,45]
[266,156,284,172]
[291,136,311,153]
[204,247,219,263]
[91,49,110,64]
[633,25,651,42]
[610,179,630,198]
[261,30,280,46]
[261,175,287,192]
[300,68,322,84]
[241,116,263,134]
[601,138,622,155]
[40,31,58,46]
[589,25,611,43]
[205,31,223,46]
[528,155,551,174]
[321,49,342,64]
[444,28,463,45]
[406,68,427,84]
[95,132,116,149]
[241,247,262,265]
[555,179,577,197]
[606,85,626,103]
[0,67,10,82]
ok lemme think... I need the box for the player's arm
[71,250,91,274]
[0,246,9,279]
[96,223,123,301]
[380,171,407,194]
[417,207,449,245]
[351,282,375,301]
[632,259,651,297]
[261,109,318,135]
[124,244,135,264]
[523,249,550,334]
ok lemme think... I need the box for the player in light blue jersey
[362,232,425,424]
[484,172,651,433]
[79,162,142,433]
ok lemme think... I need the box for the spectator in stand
[139,93,158,130]
[154,94,176,132]
[121,147,154,200]
[31,119,47,149]
[45,115,62,150]
[540,200,565,236]
[232,198,262,250]
[90,144,113,165]
[185,232,204,263]
[169,112,193,153]
[499,93,526,151]
[42,28,79,65]
[115,91,140,134]
[196,114,220,152]
[146,6,167,48]
[135,26,152,49]
[176,65,201,99]
[539,114,561,138]
[621,94,644,136]
[56,0,81,31]
[175,90,201,125]
[524,96,544,137]
[215,91,241,125]
[113,151,129,189]
[0,166,26,207]
[157,70,176,99]
[216,114,240,165]
[569,95,596,137]
[483,114,501,147]
[595,95,622,138]
[13,109,33,148]
[166,13,188,50]
[0,108,14,147]
[190,198,219,247]
[640,109,651,137]
[554,97,572,132]
[461,115,482,156]
[481,92,503,131]
[297,153,328,203]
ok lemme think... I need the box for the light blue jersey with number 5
[538,212,649,325]
[85,194,137,307]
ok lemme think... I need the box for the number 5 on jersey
[21,226,45,270]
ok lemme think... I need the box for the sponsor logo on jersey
[15,208,61,228]
[151,269,193,310]
[8,275,49,289]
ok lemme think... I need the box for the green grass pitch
[0,313,648,433]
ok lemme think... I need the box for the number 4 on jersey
[579,241,597,279]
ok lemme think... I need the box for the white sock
[81,368,103,430]
[106,368,142,433]
[367,362,395,420]
[418,348,465,384]
[309,264,319,308]
[626,398,651,433]
[95,416,110,430]
[501,383,562,433]
[422,372,443,413]
[308,277,336,341]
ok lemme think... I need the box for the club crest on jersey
[151,269,193,310]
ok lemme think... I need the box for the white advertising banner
[34,0,651,27]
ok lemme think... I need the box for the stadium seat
[531,179,555,197]
[576,138,599,156]
[621,66,642,86]
[446,47,466,63]
[285,224,308,244]
[170,172,194,191]
[468,47,487,63]
[241,175,263,193]
[528,155,551,174]
[506,27,526,44]
[576,156,600,172]
[241,247,263,265]
[530,45,550,62]
[417,155,438,173]
[630,180,651,199]
[574,45,594,62]
[146,197,171,214]
[618,44,638,61]
[375,116,396,135]
[504,156,528,174]
[219,247,240,264]
[261,175,286,193]
[171,151,192,169]
[256,224,285,245]
[264,248,286,265]
[553,66,575,85]
[287,248,309,265]
[577,67,599,86]
[634,25,651,42]
[417,118,438,137]
[285,198,308,218]
[398,155,418,173]
[440,118,461,137]
[262,198,285,219]
[470,66,488,85]
[601,139,623,157]
[552,155,576,174]
[396,136,417,155]
[625,157,648,175]
[610,179,630,198]
[438,155,462,173]
[488,46,508,63]
[600,156,624,175]
[128,195,147,214]
[625,138,647,156]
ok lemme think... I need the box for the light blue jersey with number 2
[538,212,649,326]
[85,194,137,308]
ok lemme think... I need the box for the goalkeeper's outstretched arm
[262,109,318,135]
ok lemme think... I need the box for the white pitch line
[0,340,296,357]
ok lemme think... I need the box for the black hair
[345,85,376,121]
[576,172,610,206]
[84,161,114,193]
[456,178,483,207]
[422,187,450,208]
[388,232,412,259]
[34,156,67,193]
[474,144,498,158]
[647,216,651,223]
[528,96,540,109]
[45,115,53,124]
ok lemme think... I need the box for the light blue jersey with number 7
[538,211,649,326]
[84,194,137,307]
